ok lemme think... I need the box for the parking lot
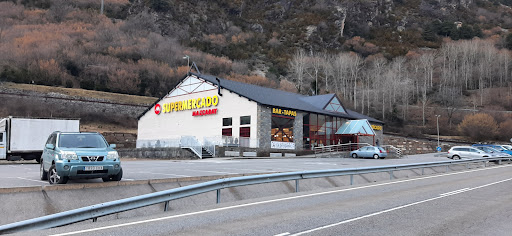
[0,153,449,188]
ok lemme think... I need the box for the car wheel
[111,168,123,181]
[373,154,379,159]
[49,164,68,184]
[40,161,48,180]
[452,155,460,160]
[351,153,357,158]
[102,177,111,182]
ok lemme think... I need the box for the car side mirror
[109,144,116,149]
[45,144,55,150]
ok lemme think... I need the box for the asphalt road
[0,154,449,188]
[31,161,512,236]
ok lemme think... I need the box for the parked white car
[350,146,387,159]
[447,146,490,159]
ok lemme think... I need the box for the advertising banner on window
[271,141,295,150]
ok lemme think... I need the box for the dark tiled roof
[194,73,383,124]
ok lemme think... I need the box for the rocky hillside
[2,0,512,140]
[135,0,512,77]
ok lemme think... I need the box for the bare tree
[288,49,307,93]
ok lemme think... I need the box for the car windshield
[58,134,107,148]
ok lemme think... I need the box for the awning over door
[335,119,375,136]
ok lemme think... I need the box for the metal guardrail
[0,157,510,234]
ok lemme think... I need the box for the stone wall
[383,134,470,155]
[0,89,148,120]
[118,147,198,159]
[257,105,271,150]
[294,111,304,151]
[102,132,137,148]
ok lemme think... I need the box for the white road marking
[274,233,290,236]
[289,177,512,236]
[184,169,238,174]
[304,162,338,165]
[50,164,512,236]
[16,177,47,183]
[137,172,191,177]
[439,188,470,197]
[221,167,277,173]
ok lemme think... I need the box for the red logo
[154,104,161,115]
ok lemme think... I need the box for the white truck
[0,117,80,162]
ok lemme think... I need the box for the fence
[313,143,371,157]
[1,157,509,234]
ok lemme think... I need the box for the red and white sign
[154,104,162,115]
[192,108,218,116]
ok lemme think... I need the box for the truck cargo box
[3,118,80,153]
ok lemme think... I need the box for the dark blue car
[472,144,512,155]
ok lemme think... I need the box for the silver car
[447,146,489,159]
[350,146,387,159]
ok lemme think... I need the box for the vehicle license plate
[84,166,103,171]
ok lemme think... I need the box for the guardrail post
[216,189,221,204]
[421,167,424,175]
[92,218,97,222]
[389,171,393,180]
[295,180,299,192]
[498,160,502,165]
[446,165,448,172]
[350,174,353,185]
[164,201,169,212]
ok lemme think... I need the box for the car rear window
[58,134,107,148]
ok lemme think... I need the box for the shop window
[222,128,232,136]
[240,127,250,137]
[303,113,310,125]
[271,116,294,142]
[310,114,318,126]
[240,116,251,125]
[223,118,232,126]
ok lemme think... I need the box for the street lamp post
[435,115,441,151]
[183,55,190,69]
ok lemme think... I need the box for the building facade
[137,73,384,156]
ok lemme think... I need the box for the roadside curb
[0,172,274,194]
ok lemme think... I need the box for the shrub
[458,113,498,141]
[497,119,512,141]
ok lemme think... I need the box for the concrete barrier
[270,153,282,157]
[243,152,257,157]
[225,151,239,157]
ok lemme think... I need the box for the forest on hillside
[2,0,512,141]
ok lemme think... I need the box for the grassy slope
[2,82,159,105]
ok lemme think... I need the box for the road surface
[29,162,512,236]
[0,154,448,188]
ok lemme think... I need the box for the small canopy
[335,119,375,136]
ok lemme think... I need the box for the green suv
[40,132,122,184]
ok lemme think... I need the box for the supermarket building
[137,72,383,157]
